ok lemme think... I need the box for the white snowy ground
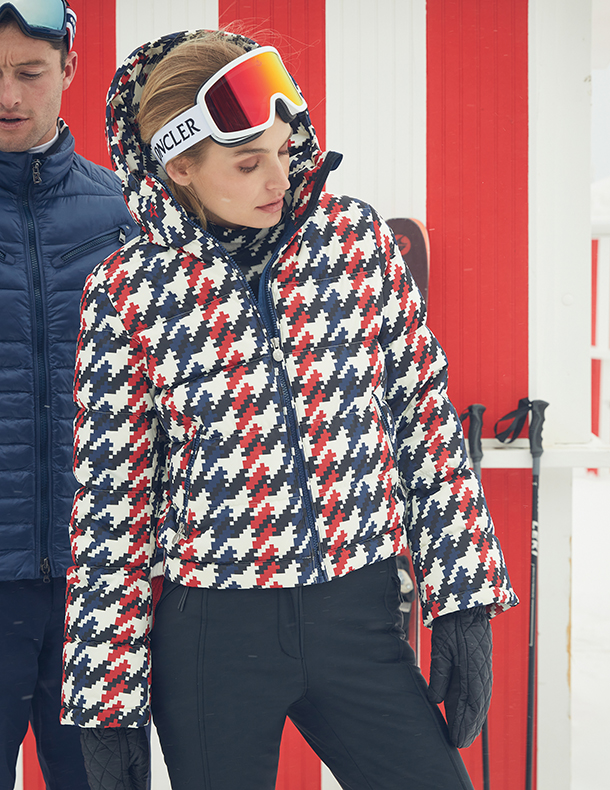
[571,469,610,790]
[13,470,609,790]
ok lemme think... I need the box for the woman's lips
[257,197,284,213]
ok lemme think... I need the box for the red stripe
[592,358,601,437]
[591,240,600,438]
[426,0,529,430]
[427,3,530,790]
[218,0,326,147]
[592,239,599,346]
[22,726,44,790]
[60,0,117,168]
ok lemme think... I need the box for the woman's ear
[166,156,193,186]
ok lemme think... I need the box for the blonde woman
[62,30,517,790]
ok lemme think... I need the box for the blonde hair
[138,33,246,226]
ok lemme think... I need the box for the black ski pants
[151,557,474,790]
[0,577,89,790]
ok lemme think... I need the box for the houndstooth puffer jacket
[61,30,517,727]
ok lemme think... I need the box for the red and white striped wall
[17,2,601,789]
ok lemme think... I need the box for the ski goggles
[151,46,307,168]
[0,1,76,50]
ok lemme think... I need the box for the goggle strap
[150,104,213,169]
[66,6,76,50]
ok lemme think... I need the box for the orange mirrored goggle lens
[202,49,306,136]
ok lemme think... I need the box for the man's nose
[0,78,21,110]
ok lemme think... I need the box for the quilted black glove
[80,727,149,790]
[427,606,492,749]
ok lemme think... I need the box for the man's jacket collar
[0,121,74,195]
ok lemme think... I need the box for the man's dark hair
[0,10,69,70]
[48,36,69,70]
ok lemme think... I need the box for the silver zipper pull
[40,557,51,583]
[271,336,284,362]
[119,227,126,244]
[172,521,186,545]
[32,159,42,184]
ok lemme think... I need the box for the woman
[61,30,517,790]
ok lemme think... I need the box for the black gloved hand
[80,727,149,790]
[427,606,492,749]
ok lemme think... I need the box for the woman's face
[167,114,292,229]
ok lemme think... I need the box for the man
[0,2,138,787]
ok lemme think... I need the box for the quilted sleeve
[375,217,518,626]
[61,267,161,727]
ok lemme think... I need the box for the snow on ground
[571,469,610,790]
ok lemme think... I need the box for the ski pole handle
[529,400,549,460]
[466,404,486,467]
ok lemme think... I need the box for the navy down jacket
[0,122,138,581]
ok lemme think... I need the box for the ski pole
[461,404,490,790]
[525,400,548,790]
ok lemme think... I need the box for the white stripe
[528,0,592,445]
[325,0,427,223]
[115,0,219,66]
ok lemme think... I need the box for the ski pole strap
[460,404,486,464]
[494,397,531,444]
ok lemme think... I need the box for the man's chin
[0,123,49,154]
[0,132,31,153]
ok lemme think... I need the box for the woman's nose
[268,157,290,190]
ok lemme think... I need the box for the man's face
[0,22,76,152]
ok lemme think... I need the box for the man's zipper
[23,159,51,581]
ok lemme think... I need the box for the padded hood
[105,30,338,243]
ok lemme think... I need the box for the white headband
[150,104,213,169]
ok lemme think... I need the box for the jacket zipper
[256,156,340,580]
[60,227,127,264]
[260,228,328,582]
[23,158,51,581]
[173,427,203,544]
[194,154,340,580]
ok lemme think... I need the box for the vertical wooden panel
[325,0,427,222]
[115,0,220,65]
[592,240,600,436]
[60,0,117,168]
[426,3,530,790]
[426,0,529,427]
[218,0,326,147]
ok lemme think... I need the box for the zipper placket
[177,153,339,579]
[23,158,51,581]
[259,228,328,582]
